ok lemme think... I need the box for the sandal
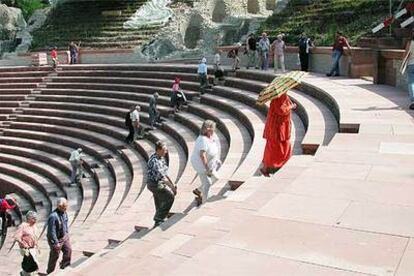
[192,189,202,197]
[195,196,202,207]
[260,168,270,177]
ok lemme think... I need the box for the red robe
[262,94,293,169]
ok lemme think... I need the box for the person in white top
[402,33,414,110]
[69,148,83,185]
[191,120,222,206]
[272,34,286,73]
[131,105,144,139]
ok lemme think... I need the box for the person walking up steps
[131,105,144,139]
[198,57,208,94]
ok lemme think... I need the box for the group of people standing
[0,195,71,275]
[228,31,353,78]
[50,41,81,69]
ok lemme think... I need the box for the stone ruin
[137,0,284,61]
[0,0,288,61]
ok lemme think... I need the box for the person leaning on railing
[401,29,414,110]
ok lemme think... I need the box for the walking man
[147,141,177,227]
[131,105,144,139]
[298,32,314,72]
[246,33,258,69]
[258,32,270,70]
[272,34,286,73]
[125,105,135,143]
[149,92,161,129]
[69,148,83,185]
[326,31,351,77]
[46,198,71,274]
[198,57,208,94]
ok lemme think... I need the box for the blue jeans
[261,51,269,70]
[329,50,343,76]
[407,64,414,102]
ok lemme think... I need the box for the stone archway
[212,0,227,23]
[247,0,259,14]
[266,0,276,10]
[184,14,203,49]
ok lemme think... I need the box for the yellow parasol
[256,71,307,105]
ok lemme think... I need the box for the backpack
[125,111,132,127]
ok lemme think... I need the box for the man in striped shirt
[147,141,177,227]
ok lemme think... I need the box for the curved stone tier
[0,64,351,275]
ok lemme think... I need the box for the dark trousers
[147,182,174,223]
[0,211,12,234]
[199,73,207,94]
[299,52,309,72]
[47,237,72,274]
[149,109,160,127]
[70,53,77,64]
[125,124,134,143]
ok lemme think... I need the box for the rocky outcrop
[0,4,26,56]
[137,0,278,60]
[0,4,50,55]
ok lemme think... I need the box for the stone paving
[65,71,414,276]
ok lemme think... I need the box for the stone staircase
[0,64,374,275]
[31,0,164,50]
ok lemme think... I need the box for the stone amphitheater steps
[0,172,50,218]
[14,98,205,258]
[0,64,316,274]
[224,72,339,155]
[3,123,130,222]
[0,129,112,223]
[0,66,53,73]
[0,89,33,95]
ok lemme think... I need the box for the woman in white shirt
[191,120,221,206]
[402,34,414,110]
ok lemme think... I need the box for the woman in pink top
[171,77,187,112]
[15,211,39,275]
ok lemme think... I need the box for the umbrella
[256,71,307,105]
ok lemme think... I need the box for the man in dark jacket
[149,92,161,129]
[46,198,71,274]
[125,105,135,143]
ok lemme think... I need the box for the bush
[15,0,46,20]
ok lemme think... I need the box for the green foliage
[259,0,390,46]
[16,0,46,20]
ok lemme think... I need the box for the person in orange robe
[261,93,296,177]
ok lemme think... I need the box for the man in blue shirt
[197,57,208,94]
[147,141,177,227]
[46,198,71,274]
[258,32,270,70]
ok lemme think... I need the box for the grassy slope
[259,0,390,46]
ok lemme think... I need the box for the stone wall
[218,45,406,91]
